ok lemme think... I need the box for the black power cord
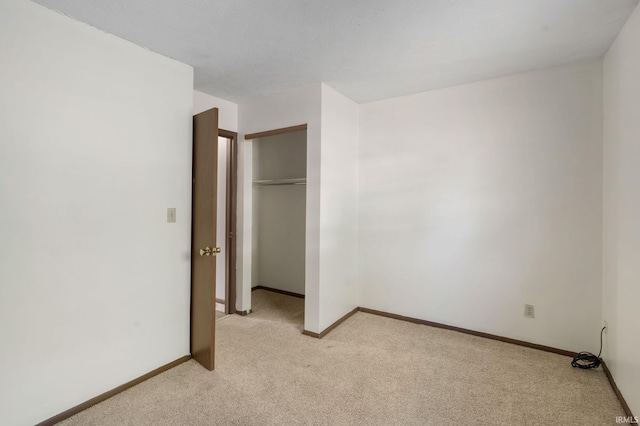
[571,326,606,369]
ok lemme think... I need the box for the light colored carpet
[58,289,623,425]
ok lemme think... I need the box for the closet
[251,129,306,296]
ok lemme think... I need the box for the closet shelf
[253,178,306,186]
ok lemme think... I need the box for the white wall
[238,84,322,330]
[603,3,640,415]
[193,90,238,132]
[238,84,361,332]
[318,84,360,330]
[255,185,307,293]
[0,1,193,425]
[253,131,307,180]
[358,60,603,352]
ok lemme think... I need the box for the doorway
[216,130,238,316]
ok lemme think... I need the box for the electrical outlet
[167,208,176,223]
[603,320,608,334]
[524,304,535,319]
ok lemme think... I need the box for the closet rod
[253,178,306,186]
[254,182,306,186]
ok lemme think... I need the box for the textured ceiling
[33,0,639,104]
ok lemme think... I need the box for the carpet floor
[58,289,623,425]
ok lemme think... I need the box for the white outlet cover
[524,304,535,319]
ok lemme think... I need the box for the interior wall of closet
[251,130,307,295]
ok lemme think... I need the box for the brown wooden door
[191,108,219,371]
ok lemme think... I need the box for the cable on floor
[571,326,606,369]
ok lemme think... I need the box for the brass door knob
[199,247,221,256]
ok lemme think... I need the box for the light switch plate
[167,208,176,223]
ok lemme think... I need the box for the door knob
[199,247,221,256]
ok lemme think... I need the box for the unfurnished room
[1,0,639,425]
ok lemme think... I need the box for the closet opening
[248,126,307,330]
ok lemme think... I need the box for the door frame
[219,129,238,314]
